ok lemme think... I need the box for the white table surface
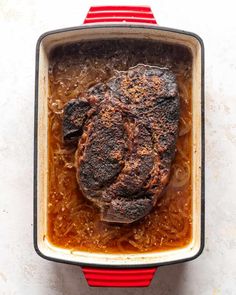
[0,0,236,294]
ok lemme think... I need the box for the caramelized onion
[117,232,134,252]
[176,141,188,160]
[179,117,191,136]
[63,223,74,235]
[179,81,189,105]
[128,239,143,250]
[48,99,64,114]
[171,162,190,189]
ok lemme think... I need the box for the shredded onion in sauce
[171,162,191,189]
[47,40,193,253]
[179,117,191,136]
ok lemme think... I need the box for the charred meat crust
[63,98,90,141]
[62,64,180,224]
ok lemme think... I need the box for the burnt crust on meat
[77,102,126,197]
[62,64,180,224]
[63,98,90,142]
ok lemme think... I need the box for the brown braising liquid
[47,39,192,253]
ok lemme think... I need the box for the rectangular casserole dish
[34,5,204,287]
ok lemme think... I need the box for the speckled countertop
[0,0,235,294]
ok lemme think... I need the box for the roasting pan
[34,5,205,287]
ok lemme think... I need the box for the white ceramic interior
[35,25,203,267]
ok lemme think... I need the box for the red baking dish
[34,5,205,287]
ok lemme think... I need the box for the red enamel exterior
[84,5,157,25]
[89,6,152,12]
[82,267,157,287]
[82,5,158,288]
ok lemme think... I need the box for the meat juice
[48,39,192,253]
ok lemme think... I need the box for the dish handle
[82,267,157,287]
[83,5,157,24]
